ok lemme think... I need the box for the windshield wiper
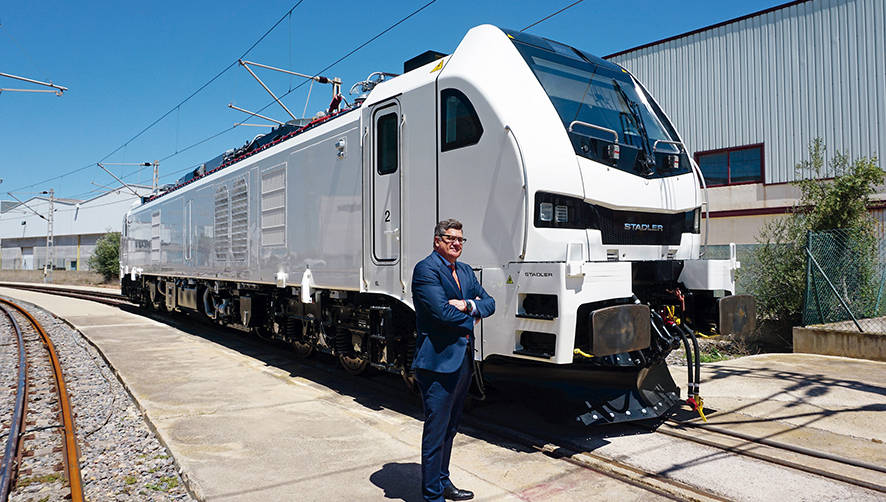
[612,79,655,175]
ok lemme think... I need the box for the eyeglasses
[437,234,467,244]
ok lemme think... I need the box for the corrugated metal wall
[608,0,885,184]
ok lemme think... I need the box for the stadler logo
[524,272,553,278]
[624,223,664,232]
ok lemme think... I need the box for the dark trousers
[416,349,473,502]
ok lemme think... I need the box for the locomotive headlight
[540,202,554,222]
[535,192,585,229]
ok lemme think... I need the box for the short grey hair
[434,218,463,237]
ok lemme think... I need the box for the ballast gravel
[3,298,194,502]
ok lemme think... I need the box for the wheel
[339,353,369,375]
[289,318,314,358]
[292,339,313,358]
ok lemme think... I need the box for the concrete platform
[3,286,885,501]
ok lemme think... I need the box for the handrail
[688,157,710,256]
[505,125,529,260]
[568,120,619,144]
[652,139,684,153]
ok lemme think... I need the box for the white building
[606,0,885,247]
[0,187,153,271]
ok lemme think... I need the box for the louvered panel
[151,210,161,263]
[214,186,229,261]
[261,166,286,247]
[231,178,249,262]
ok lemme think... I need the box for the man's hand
[448,299,468,312]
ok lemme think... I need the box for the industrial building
[0,187,152,271]
[606,0,885,246]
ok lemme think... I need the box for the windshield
[506,30,690,178]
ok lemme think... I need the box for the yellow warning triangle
[506,275,514,284]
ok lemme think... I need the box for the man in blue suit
[412,219,495,502]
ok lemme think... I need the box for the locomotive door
[371,102,401,263]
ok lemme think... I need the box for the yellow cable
[573,348,594,359]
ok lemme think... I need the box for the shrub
[88,231,121,281]
[745,139,882,334]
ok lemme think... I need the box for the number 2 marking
[384,210,391,222]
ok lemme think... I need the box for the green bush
[746,139,882,331]
[88,231,121,281]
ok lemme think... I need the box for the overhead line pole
[42,189,54,283]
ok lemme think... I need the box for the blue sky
[1,0,784,201]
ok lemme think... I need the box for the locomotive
[120,25,754,425]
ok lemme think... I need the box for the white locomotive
[120,25,753,424]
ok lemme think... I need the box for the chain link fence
[803,228,886,333]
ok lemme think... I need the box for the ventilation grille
[261,166,286,247]
[214,186,229,260]
[231,178,249,262]
[150,210,161,263]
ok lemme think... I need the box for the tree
[89,231,121,281]
[745,139,882,335]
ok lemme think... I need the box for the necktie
[449,264,461,291]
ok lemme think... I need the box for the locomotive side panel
[277,121,363,289]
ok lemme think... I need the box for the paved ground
[2,285,884,501]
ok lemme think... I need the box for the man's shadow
[370,462,423,501]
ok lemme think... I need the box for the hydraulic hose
[652,311,694,393]
[681,323,702,397]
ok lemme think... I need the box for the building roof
[605,0,812,59]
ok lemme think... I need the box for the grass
[698,347,731,363]
[146,477,179,492]
[124,475,137,485]
[16,473,62,488]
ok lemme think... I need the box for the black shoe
[443,485,474,501]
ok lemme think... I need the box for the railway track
[0,298,84,502]
[656,417,886,494]
[0,283,132,307]
[2,281,882,499]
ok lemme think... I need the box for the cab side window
[441,89,483,151]
[376,112,399,175]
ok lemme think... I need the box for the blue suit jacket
[411,252,495,373]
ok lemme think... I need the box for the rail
[0,283,133,307]
[0,298,84,502]
[657,417,886,493]
[0,305,27,502]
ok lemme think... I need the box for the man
[411,219,495,502]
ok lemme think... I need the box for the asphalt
[2,285,884,501]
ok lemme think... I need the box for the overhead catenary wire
[521,0,586,32]
[152,0,438,170]
[10,0,437,200]
[3,0,306,196]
